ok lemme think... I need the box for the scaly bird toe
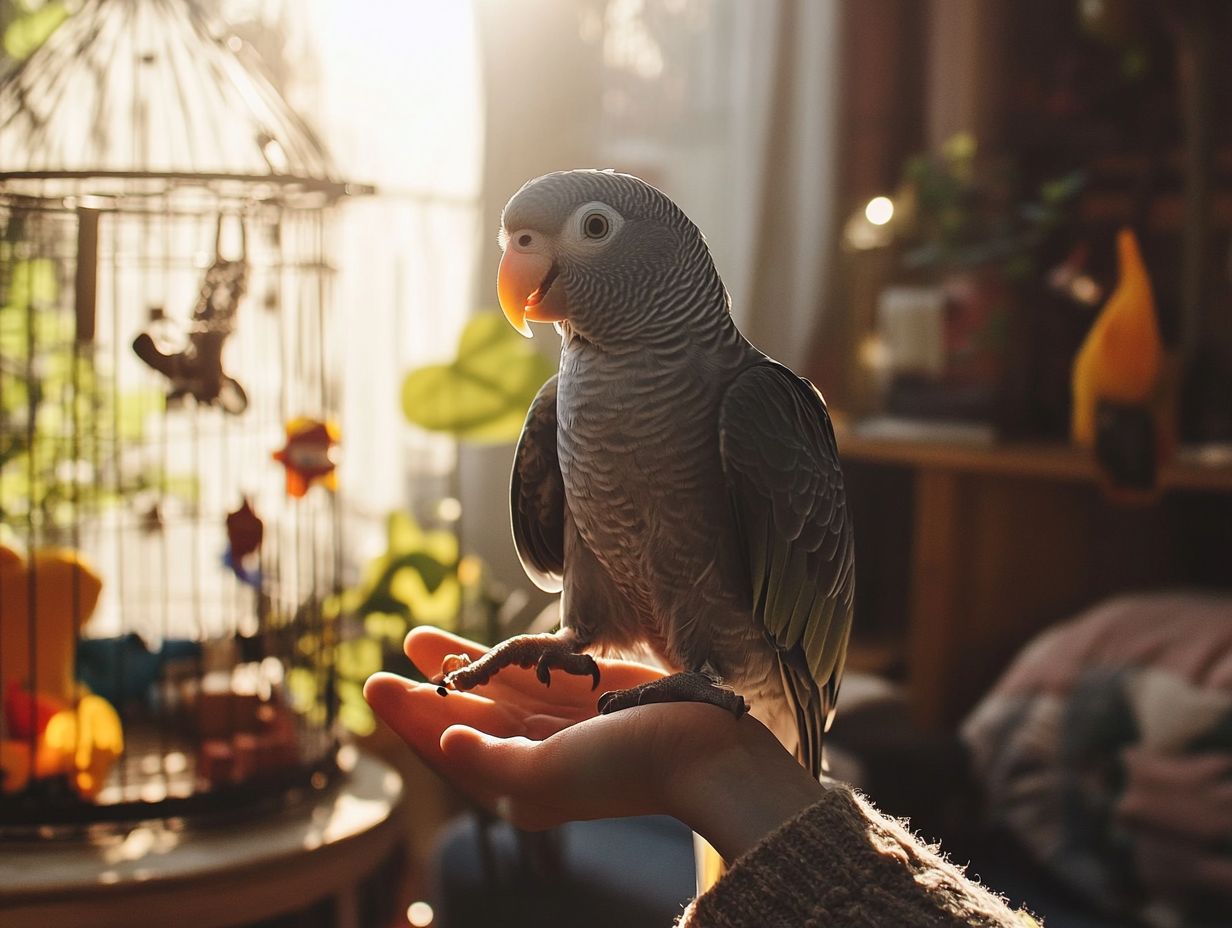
[598,671,748,717]
[437,631,596,692]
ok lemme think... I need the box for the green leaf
[387,509,420,552]
[456,311,516,367]
[385,509,458,564]
[338,693,376,736]
[117,388,162,440]
[942,132,977,164]
[0,376,29,415]
[1039,171,1085,206]
[341,511,465,636]
[391,569,461,628]
[296,633,322,659]
[159,472,201,502]
[304,702,327,726]
[322,593,345,620]
[402,312,555,444]
[337,678,377,736]
[364,612,407,642]
[0,315,25,359]
[3,2,69,61]
[336,638,382,681]
[6,258,59,308]
[1,260,59,325]
[388,551,453,594]
[286,667,319,712]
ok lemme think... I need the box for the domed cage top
[0,0,370,829]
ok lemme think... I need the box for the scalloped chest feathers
[555,341,735,610]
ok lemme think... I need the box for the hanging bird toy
[224,496,265,586]
[133,214,250,414]
[272,418,340,498]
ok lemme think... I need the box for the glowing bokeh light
[864,196,894,226]
[407,901,434,926]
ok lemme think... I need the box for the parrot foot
[597,672,748,718]
[439,632,600,692]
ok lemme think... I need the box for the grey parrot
[440,169,854,780]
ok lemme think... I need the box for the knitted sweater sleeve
[677,785,1039,928]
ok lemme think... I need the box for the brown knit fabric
[678,786,1039,928]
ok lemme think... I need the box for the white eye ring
[568,202,622,246]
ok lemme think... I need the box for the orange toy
[1071,228,1163,447]
[1071,228,1169,496]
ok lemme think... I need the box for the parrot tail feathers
[777,650,825,780]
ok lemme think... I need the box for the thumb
[440,725,560,829]
[440,724,534,772]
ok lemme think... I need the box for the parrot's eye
[582,212,610,240]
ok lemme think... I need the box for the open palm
[365,626,822,859]
[366,626,672,828]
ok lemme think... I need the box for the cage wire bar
[0,0,369,827]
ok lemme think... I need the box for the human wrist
[666,716,827,863]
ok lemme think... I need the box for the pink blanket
[962,592,1232,922]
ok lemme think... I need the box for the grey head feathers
[500,170,730,345]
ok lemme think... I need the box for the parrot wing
[510,374,566,592]
[719,362,855,778]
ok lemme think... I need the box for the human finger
[363,673,525,772]
[438,707,667,828]
[404,626,487,674]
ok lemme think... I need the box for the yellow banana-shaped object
[1071,228,1163,447]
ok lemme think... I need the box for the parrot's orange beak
[497,247,565,338]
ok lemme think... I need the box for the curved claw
[587,659,600,691]
[535,655,553,688]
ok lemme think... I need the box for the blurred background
[1,1,1231,927]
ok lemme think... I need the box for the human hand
[365,627,826,862]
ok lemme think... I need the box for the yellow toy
[1,543,123,797]
[1071,228,1163,447]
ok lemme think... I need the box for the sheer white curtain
[275,1,486,563]
[591,0,840,367]
[729,0,840,368]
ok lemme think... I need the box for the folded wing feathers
[511,375,566,592]
[719,362,855,771]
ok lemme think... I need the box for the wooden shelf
[837,425,1232,730]
[837,432,1232,495]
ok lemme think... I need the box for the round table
[0,750,407,928]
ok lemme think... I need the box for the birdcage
[0,0,369,828]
